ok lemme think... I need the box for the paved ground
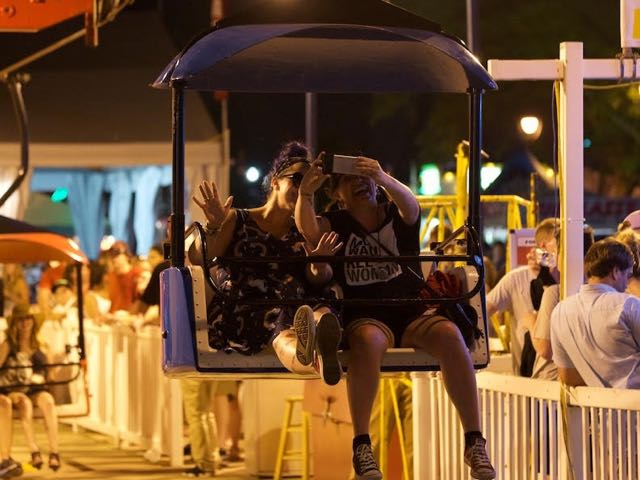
[10,423,250,479]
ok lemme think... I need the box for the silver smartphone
[322,154,360,175]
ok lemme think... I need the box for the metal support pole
[467,88,484,256]
[75,262,85,361]
[558,42,584,298]
[0,75,29,208]
[465,0,479,55]
[305,93,317,157]
[171,84,186,268]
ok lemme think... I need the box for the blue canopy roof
[153,0,496,93]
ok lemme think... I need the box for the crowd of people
[0,239,206,478]
[487,209,640,390]
[3,137,639,480]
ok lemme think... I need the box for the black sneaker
[316,311,342,386]
[182,465,213,477]
[352,444,382,480]
[464,437,496,480]
[0,458,23,478]
[294,305,316,366]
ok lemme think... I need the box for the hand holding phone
[321,154,360,175]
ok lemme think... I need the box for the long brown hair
[8,306,42,352]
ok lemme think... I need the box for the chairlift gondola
[0,215,89,417]
[152,0,497,378]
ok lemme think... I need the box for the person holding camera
[295,154,494,480]
[485,218,561,377]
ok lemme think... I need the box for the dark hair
[262,141,309,195]
[584,238,634,279]
[584,224,595,255]
[89,261,107,289]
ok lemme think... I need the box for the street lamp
[245,166,261,183]
[519,115,542,140]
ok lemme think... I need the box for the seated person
[551,239,640,388]
[0,304,60,471]
[191,141,342,385]
[295,154,495,480]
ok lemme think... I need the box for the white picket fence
[413,371,640,480]
[63,325,640,477]
[70,322,183,466]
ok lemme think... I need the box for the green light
[50,188,68,203]
[583,138,592,148]
[419,163,441,195]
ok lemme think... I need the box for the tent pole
[305,93,317,157]
[0,74,29,208]
[171,83,186,268]
[75,262,86,361]
[467,88,484,255]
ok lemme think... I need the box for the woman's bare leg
[0,395,12,459]
[11,392,39,452]
[34,392,59,453]
[409,321,480,431]
[346,324,389,436]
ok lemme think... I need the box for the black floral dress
[208,209,307,355]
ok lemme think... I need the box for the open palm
[192,180,233,227]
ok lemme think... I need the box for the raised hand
[192,181,233,228]
[305,231,343,257]
[299,155,330,196]
[353,156,385,183]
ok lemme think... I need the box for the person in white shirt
[486,218,560,375]
[526,225,595,381]
[550,238,640,388]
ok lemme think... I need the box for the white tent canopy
[0,9,227,256]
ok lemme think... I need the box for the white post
[412,372,435,479]
[558,42,584,298]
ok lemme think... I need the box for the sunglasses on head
[278,171,304,188]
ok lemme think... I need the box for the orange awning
[0,233,88,264]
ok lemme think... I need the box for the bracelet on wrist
[205,223,222,235]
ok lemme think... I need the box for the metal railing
[412,371,640,480]
[417,194,535,247]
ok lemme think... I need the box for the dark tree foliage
[374,0,640,194]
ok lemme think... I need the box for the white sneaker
[293,305,316,366]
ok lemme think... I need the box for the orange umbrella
[0,232,87,264]
[0,215,88,264]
